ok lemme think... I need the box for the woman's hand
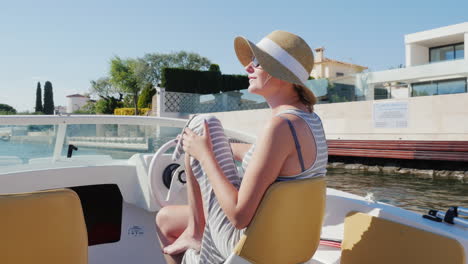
[182,120,213,162]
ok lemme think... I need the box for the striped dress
[177,110,327,263]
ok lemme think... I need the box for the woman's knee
[189,115,222,132]
[156,206,189,237]
[155,207,173,234]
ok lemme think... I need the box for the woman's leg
[161,154,206,256]
[156,205,190,247]
[155,205,190,264]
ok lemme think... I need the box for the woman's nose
[245,62,254,73]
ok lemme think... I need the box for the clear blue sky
[1,0,467,112]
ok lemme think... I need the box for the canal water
[326,168,468,214]
[1,140,466,215]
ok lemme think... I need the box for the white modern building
[361,22,467,100]
[66,94,90,113]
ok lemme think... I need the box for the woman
[156,30,328,263]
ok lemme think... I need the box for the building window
[429,43,464,63]
[412,78,467,97]
[374,87,389,100]
[336,72,344,77]
[455,44,464,59]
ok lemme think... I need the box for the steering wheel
[148,138,187,208]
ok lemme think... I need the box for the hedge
[220,74,249,93]
[161,68,249,94]
[114,108,151,116]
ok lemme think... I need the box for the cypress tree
[43,81,55,115]
[35,82,43,113]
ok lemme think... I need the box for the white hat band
[257,37,309,82]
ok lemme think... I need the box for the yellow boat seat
[341,211,466,264]
[0,189,88,264]
[225,176,326,264]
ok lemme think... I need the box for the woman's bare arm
[197,117,293,229]
[230,143,252,161]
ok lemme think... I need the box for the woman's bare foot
[163,228,202,255]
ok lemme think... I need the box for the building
[310,47,368,80]
[362,22,467,100]
[66,94,90,113]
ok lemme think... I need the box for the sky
[1,0,467,112]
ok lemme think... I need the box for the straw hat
[234,30,315,98]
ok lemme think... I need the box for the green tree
[137,83,156,108]
[43,81,55,115]
[35,82,43,113]
[90,77,123,114]
[0,104,17,115]
[122,95,134,108]
[109,56,140,115]
[143,51,212,86]
[90,77,121,99]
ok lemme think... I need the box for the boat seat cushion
[341,211,466,264]
[0,189,88,264]
[233,177,326,264]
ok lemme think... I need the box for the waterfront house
[67,94,90,113]
[310,47,368,80]
[364,22,467,100]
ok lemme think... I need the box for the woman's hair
[293,84,316,112]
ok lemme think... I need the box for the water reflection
[326,168,468,214]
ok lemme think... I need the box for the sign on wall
[373,101,408,128]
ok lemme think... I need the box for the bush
[95,99,123,114]
[220,74,249,92]
[17,111,43,115]
[0,104,17,115]
[114,108,151,116]
[161,68,221,94]
[209,64,221,72]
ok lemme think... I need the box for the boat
[0,115,466,264]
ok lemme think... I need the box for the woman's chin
[247,86,261,95]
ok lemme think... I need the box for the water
[1,140,466,215]
[326,168,468,214]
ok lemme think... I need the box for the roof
[315,58,368,69]
[66,94,89,98]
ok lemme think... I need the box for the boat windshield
[0,115,187,172]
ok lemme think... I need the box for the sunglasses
[251,56,261,68]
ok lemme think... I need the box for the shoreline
[327,162,468,182]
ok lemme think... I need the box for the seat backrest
[341,212,466,264]
[0,189,88,264]
[233,177,326,264]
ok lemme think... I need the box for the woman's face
[245,57,277,96]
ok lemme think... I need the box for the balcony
[367,59,468,84]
